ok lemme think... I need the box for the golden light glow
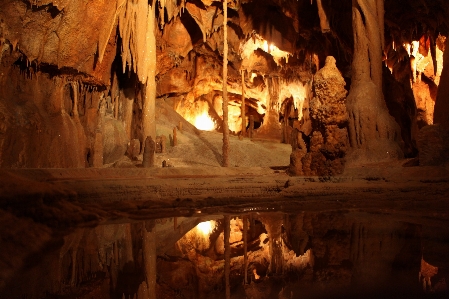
[250,72,258,82]
[239,33,291,66]
[197,221,214,235]
[403,42,411,56]
[194,112,215,131]
[176,99,216,131]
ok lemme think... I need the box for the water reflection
[2,210,448,299]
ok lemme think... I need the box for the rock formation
[289,56,349,176]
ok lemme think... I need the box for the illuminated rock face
[0,0,447,168]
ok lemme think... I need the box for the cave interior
[1,0,449,298]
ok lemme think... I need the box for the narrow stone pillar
[178,121,183,132]
[241,71,246,137]
[143,136,155,168]
[249,115,254,138]
[222,0,230,167]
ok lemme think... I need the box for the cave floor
[1,162,449,299]
[1,161,449,229]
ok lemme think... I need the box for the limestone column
[143,3,157,150]
[222,0,230,167]
[241,71,246,137]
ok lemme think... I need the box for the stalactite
[70,81,79,118]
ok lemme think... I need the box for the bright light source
[403,42,411,56]
[197,221,213,235]
[263,40,269,52]
[194,112,215,131]
[250,72,257,82]
[239,34,291,66]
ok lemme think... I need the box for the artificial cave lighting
[197,221,214,235]
[176,99,217,131]
[194,112,216,131]
[228,105,243,133]
[240,33,292,66]
[279,80,309,118]
[177,220,217,252]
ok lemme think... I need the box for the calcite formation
[290,56,349,176]
[1,0,447,169]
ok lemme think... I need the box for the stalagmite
[142,136,155,168]
[224,215,231,299]
[222,0,230,167]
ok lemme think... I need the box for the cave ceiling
[1,0,447,84]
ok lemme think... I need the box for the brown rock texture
[290,56,349,176]
[417,124,449,166]
[103,117,128,165]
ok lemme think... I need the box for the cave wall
[0,0,448,169]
